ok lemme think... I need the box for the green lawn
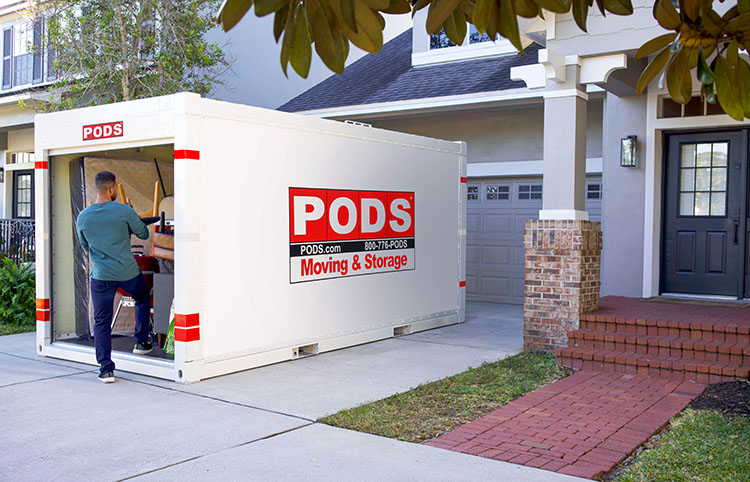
[319,352,567,443]
[0,323,35,336]
[615,408,750,482]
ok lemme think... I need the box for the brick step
[566,330,750,365]
[555,347,750,383]
[578,315,750,343]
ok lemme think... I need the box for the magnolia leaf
[443,8,467,44]
[740,0,750,14]
[219,0,254,31]
[653,0,681,30]
[701,6,725,36]
[255,0,287,17]
[499,0,523,50]
[346,0,383,52]
[602,0,632,16]
[737,58,750,114]
[681,0,701,22]
[289,5,312,78]
[473,0,494,32]
[274,5,289,42]
[725,13,750,33]
[636,46,670,94]
[513,0,539,18]
[279,3,296,76]
[595,0,606,16]
[310,0,345,73]
[573,0,589,31]
[697,48,715,84]
[459,0,476,20]
[426,0,465,34]
[666,47,691,104]
[412,0,431,14]
[721,6,739,22]
[715,55,745,120]
[534,0,568,14]
[727,40,740,66]
[383,0,412,14]
[636,32,677,59]
[361,0,390,11]
[340,0,358,32]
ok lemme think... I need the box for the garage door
[466,177,602,304]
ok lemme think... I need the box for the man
[76,171,153,383]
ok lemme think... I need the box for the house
[0,1,54,262]
[280,7,750,356]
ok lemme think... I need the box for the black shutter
[32,19,43,84]
[46,19,57,81]
[2,27,12,89]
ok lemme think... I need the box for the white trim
[510,64,546,89]
[538,209,589,220]
[466,157,602,177]
[297,88,542,118]
[543,89,589,100]
[539,49,566,82]
[412,39,519,67]
[579,54,628,84]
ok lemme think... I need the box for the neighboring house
[0,0,55,222]
[281,8,750,350]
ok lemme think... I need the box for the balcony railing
[0,219,35,265]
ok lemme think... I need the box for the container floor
[59,335,174,360]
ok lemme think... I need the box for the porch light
[0,167,3,182]
[620,135,637,167]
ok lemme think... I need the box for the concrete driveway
[0,302,589,482]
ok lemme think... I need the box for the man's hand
[125,197,133,208]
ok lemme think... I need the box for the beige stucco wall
[366,101,603,164]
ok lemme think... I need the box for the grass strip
[319,352,566,443]
[616,408,750,482]
[0,323,35,336]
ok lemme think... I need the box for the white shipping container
[34,93,467,383]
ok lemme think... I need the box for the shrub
[0,258,35,326]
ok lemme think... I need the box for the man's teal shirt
[76,202,149,281]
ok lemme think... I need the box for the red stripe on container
[174,149,200,160]
[36,310,50,322]
[174,326,200,342]
[175,313,200,328]
[459,281,466,287]
[460,177,467,183]
[36,298,50,309]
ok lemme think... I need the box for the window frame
[484,182,512,202]
[12,169,34,219]
[586,182,603,200]
[517,183,543,201]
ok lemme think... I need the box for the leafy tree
[37,0,230,111]
[218,0,750,121]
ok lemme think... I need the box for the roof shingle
[279,29,540,113]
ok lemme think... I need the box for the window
[467,184,479,201]
[660,96,726,118]
[679,142,728,217]
[13,22,33,86]
[2,19,48,89]
[586,183,602,200]
[8,152,35,165]
[430,26,499,50]
[485,184,510,201]
[13,170,34,219]
[518,184,542,200]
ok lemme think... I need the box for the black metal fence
[0,219,35,265]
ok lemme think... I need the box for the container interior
[50,144,176,362]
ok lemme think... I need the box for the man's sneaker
[133,342,153,355]
[98,371,115,383]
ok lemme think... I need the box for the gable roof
[278,29,540,113]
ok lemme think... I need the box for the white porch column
[539,59,589,221]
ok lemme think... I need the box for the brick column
[523,220,602,352]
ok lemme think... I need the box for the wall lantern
[620,135,637,167]
[0,167,4,183]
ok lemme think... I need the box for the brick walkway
[424,372,705,479]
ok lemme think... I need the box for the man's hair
[94,171,116,192]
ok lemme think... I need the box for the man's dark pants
[91,273,150,373]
